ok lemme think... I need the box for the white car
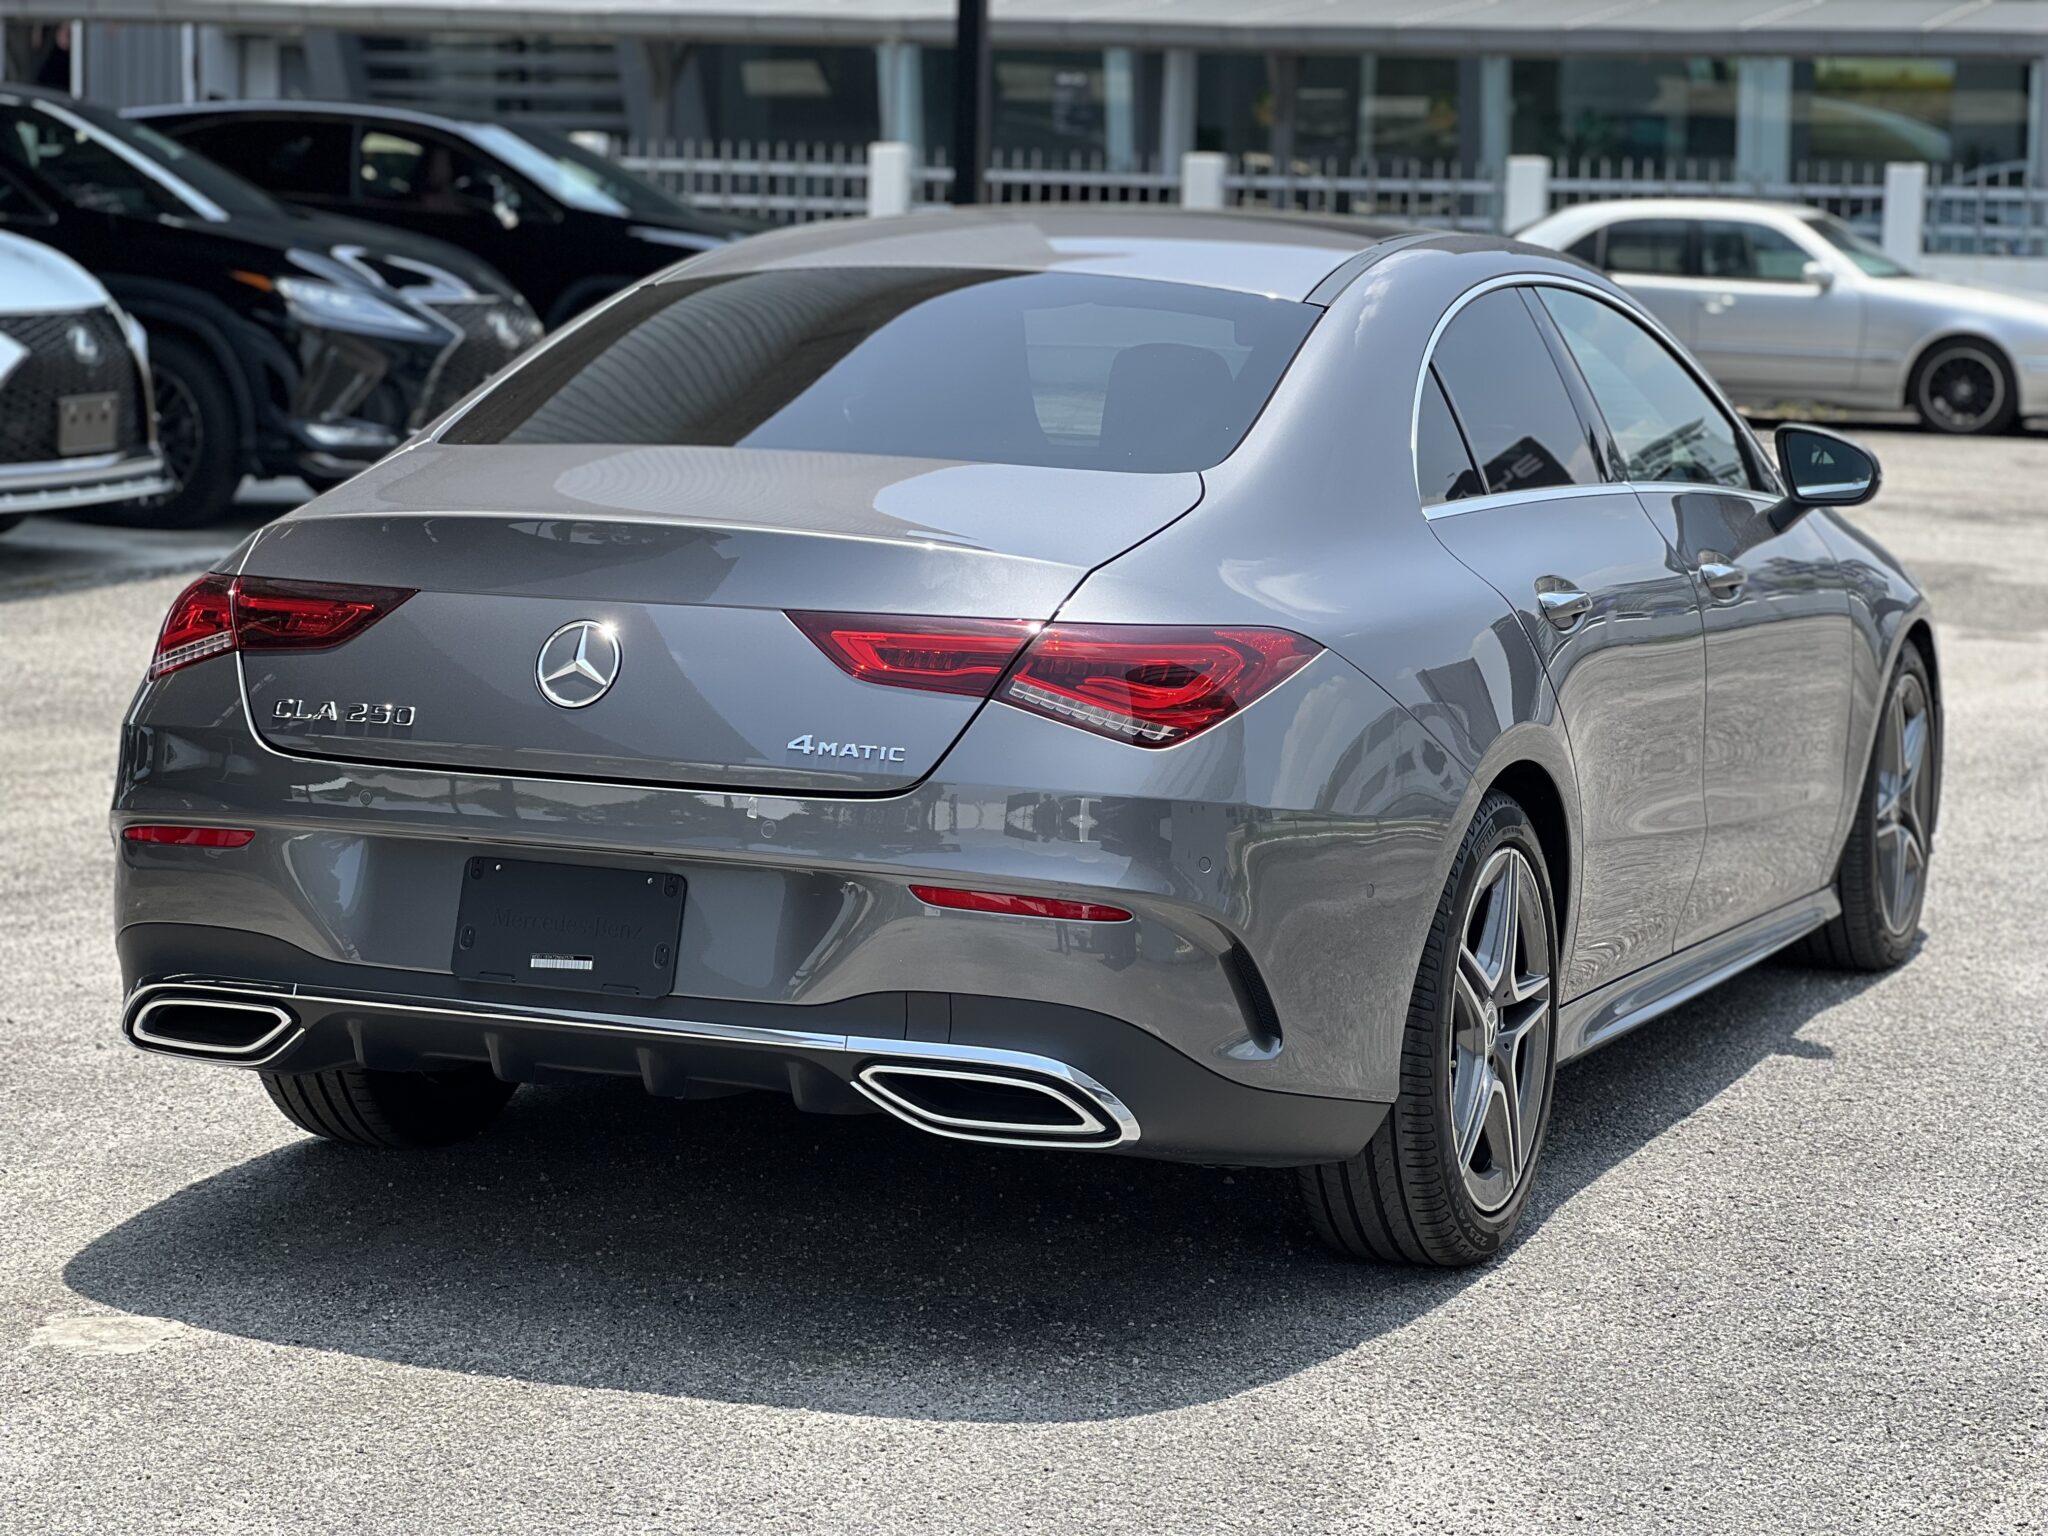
[1519,197,2048,434]
[0,230,167,535]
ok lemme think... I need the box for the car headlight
[274,276,440,342]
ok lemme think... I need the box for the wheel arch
[1902,329,2015,412]
[101,285,262,462]
[1484,757,1573,949]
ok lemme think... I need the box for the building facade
[8,2,2048,183]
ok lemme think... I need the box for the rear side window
[1699,220,1811,282]
[1602,219,1691,276]
[1415,369,1484,506]
[177,117,352,198]
[444,268,1321,473]
[1430,288,1601,496]
[1537,287,1758,490]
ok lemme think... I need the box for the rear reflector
[122,825,256,848]
[788,612,1039,698]
[909,885,1132,923]
[150,575,415,679]
[789,612,1320,749]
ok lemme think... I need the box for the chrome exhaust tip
[128,994,298,1063]
[853,1062,1129,1148]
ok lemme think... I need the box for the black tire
[1911,339,2016,435]
[106,335,240,528]
[1298,791,1559,1266]
[1799,642,1939,971]
[259,1064,516,1148]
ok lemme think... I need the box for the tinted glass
[1416,369,1484,506]
[1700,220,1811,281]
[1565,231,1602,264]
[445,269,1319,473]
[1603,219,1690,276]
[1538,287,1756,490]
[183,117,352,199]
[1430,289,1601,496]
[0,98,281,222]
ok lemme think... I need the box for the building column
[1356,54,1378,164]
[1105,47,1137,170]
[878,40,924,153]
[1160,48,1196,166]
[2028,59,2047,185]
[1460,55,1509,173]
[1268,52,1298,170]
[1736,57,1792,185]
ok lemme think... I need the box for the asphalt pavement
[0,434,2042,1533]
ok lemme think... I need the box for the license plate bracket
[452,857,684,997]
[58,392,118,457]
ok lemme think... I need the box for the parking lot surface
[1,432,2043,1534]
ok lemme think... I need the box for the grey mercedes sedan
[113,209,1938,1267]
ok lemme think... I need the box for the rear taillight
[999,625,1320,747]
[789,611,1320,748]
[788,612,1039,697]
[150,575,414,679]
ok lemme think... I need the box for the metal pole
[948,0,990,204]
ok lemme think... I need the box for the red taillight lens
[910,885,1132,923]
[151,574,236,677]
[122,825,256,848]
[789,611,1039,697]
[1001,624,1320,747]
[150,575,414,678]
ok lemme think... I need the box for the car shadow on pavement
[64,958,1884,1423]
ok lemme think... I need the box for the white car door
[1690,218,1864,402]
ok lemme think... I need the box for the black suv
[131,102,751,330]
[0,85,541,524]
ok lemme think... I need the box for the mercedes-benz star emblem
[68,323,102,368]
[536,620,622,709]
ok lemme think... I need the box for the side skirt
[1556,888,1840,1062]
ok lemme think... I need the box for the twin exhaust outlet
[122,987,1137,1150]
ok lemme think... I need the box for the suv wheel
[109,336,239,528]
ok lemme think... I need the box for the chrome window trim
[1413,271,1779,516]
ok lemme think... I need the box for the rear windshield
[442,267,1320,472]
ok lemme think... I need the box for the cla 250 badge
[787,733,907,762]
[272,699,418,726]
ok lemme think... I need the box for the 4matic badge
[786,734,908,762]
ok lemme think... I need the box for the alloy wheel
[1449,846,1553,1214]
[1874,670,1934,936]
[140,365,201,507]
[1921,346,2005,433]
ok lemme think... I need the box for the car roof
[129,98,535,149]
[1527,198,1823,234]
[663,206,1439,302]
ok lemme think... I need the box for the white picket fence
[617,139,2048,260]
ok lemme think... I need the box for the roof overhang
[7,0,2048,58]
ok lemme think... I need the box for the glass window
[1513,58,1737,164]
[357,129,499,212]
[0,101,192,220]
[1603,219,1690,276]
[1538,287,1755,490]
[444,269,1320,474]
[699,44,880,149]
[1294,55,1460,165]
[1430,289,1601,496]
[1802,212,1912,277]
[1195,54,1273,160]
[1699,220,1812,282]
[180,118,352,199]
[1792,58,2028,171]
[1416,369,1484,506]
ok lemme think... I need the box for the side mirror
[1775,423,1880,509]
[1800,259,1836,292]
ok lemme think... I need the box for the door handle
[1704,292,1737,315]
[1697,557,1746,598]
[1536,586,1593,631]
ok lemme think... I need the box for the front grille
[0,308,144,464]
[411,299,542,427]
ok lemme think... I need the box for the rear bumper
[118,924,1386,1166]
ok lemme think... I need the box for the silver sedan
[1520,196,2048,434]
